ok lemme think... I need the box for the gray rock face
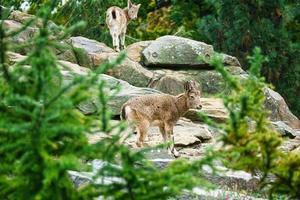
[3,20,38,54]
[148,70,195,95]
[67,36,115,68]
[9,10,60,32]
[3,18,76,63]
[271,121,300,138]
[184,98,228,122]
[202,165,261,192]
[77,74,161,115]
[142,35,214,68]
[106,54,154,87]
[221,53,241,67]
[149,66,246,96]
[279,137,300,152]
[264,88,300,129]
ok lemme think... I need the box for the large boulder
[67,36,115,68]
[142,35,214,68]
[148,70,196,95]
[149,65,246,96]
[185,98,228,123]
[3,18,77,63]
[105,53,154,87]
[264,88,300,129]
[3,20,38,54]
[66,38,155,87]
[9,10,60,33]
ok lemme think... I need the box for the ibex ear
[184,81,192,93]
[137,4,141,8]
[184,81,196,93]
[128,0,133,8]
[190,80,196,88]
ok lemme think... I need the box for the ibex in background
[106,0,141,52]
[120,81,202,157]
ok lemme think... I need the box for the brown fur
[120,81,202,157]
[106,0,141,52]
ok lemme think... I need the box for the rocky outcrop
[142,35,214,68]
[5,9,300,198]
[66,36,115,68]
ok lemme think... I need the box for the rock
[142,35,214,68]
[189,187,265,200]
[271,121,300,138]
[226,66,247,76]
[55,42,78,64]
[6,51,159,115]
[150,69,227,95]
[202,165,261,192]
[106,54,154,87]
[175,135,201,147]
[9,10,39,25]
[3,20,76,61]
[126,41,152,62]
[68,171,93,188]
[148,70,195,95]
[67,36,115,68]
[264,88,300,129]
[179,148,203,158]
[184,98,228,122]
[279,137,300,152]
[3,20,38,54]
[68,40,154,87]
[174,119,213,142]
[193,70,228,95]
[7,51,26,65]
[77,74,161,115]
[221,53,241,67]
[292,145,300,154]
[69,160,124,188]
[9,10,60,33]
[104,76,161,115]
[144,149,175,168]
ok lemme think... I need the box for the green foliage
[203,48,300,198]
[0,2,93,199]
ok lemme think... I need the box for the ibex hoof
[114,46,120,52]
[136,142,142,147]
[168,148,180,158]
[173,149,180,158]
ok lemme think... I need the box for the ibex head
[184,81,202,110]
[127,0,141,19]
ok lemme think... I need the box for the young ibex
[120,81,202,157]
[106,0,141,52]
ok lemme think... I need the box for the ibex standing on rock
[120,81,202,157]
[106,0,141,52]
